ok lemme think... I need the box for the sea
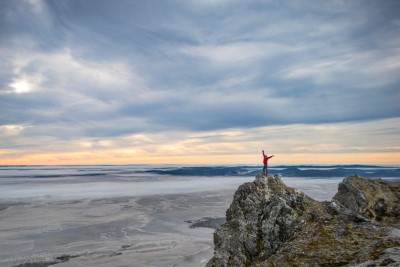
[0,164,398,202]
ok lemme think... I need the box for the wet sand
[0,165,346,267]
[0,190,233,267]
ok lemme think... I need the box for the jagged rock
[334,176,400,226]
[207,175,400,267]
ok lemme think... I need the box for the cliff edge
[207,174,400,267]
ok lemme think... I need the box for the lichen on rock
[207,174,400,267]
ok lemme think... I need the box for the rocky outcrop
[333,175,400,226]
[207,174,400,267]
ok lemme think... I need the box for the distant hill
[145,165,400,178]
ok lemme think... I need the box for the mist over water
[0,175,254,201]
[0,165,346,201]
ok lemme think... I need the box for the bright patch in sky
[0,125,24,135]
[9,80,33,94]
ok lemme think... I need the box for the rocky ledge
[207,174,400,267]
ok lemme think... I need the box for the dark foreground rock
[207,174,400,267]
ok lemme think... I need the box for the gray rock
[334,176,400,226]
[207,175,400,267]
[207,174,314,267]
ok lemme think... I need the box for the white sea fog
[0,165,348,266]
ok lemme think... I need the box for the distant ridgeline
[145,165,400,178]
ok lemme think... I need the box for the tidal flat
[0,165,344,266]
[0,191,234,267]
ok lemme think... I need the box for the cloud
[1,0,400,163]
[10,48,136,92]
[1,117,399,165]
[180,42,293,66]
[1,45,144,123]
[0,124,25,135]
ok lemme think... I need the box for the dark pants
[263,164,268,176]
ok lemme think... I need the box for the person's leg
[266,164,268,176]
[263,164,267,175]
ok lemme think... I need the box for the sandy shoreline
[0,190,234,267]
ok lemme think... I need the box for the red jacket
[263,155,269,164]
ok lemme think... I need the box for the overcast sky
[1,0,399,165]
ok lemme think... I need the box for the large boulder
[333,175,400,226]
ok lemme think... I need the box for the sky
[1,0,400,165]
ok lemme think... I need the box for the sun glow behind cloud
[9,80,33,94]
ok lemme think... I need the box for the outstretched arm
[268,155,274,159]
[262,150,265,156]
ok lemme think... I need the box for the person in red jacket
[262,150,274,176]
